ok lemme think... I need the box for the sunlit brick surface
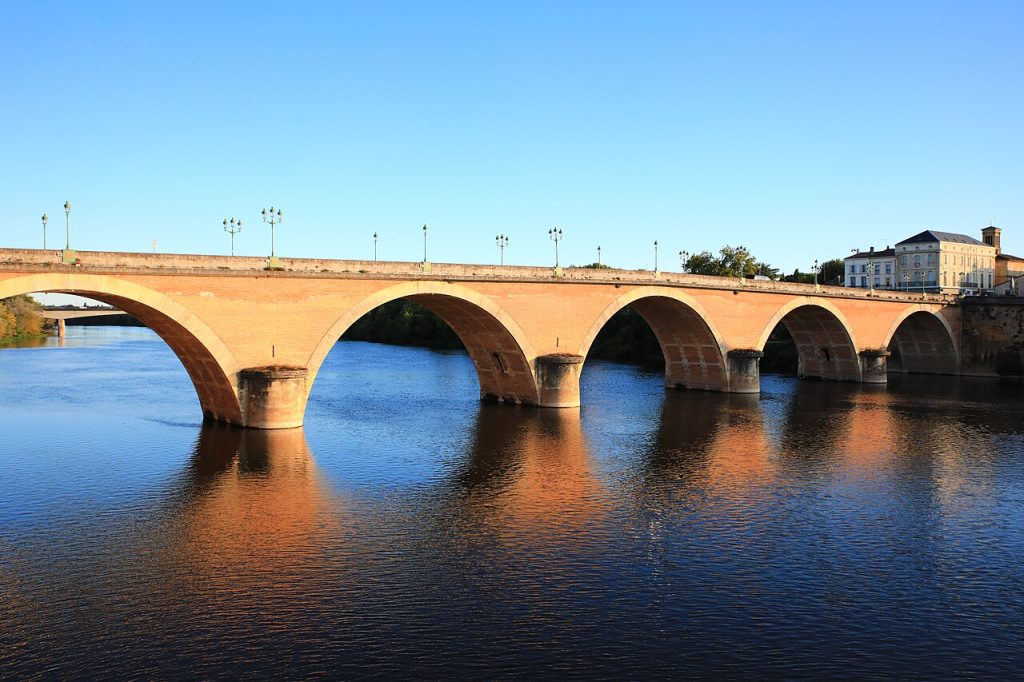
[0,249,960,427]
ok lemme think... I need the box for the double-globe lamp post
[262,207,283,258]
[548,227,563,268]
[496,234,509,265]
[223,218,242,256]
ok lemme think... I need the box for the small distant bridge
[41,307,126,337]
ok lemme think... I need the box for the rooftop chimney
[982,225,1002,254]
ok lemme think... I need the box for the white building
[894,230,996,293]
[844,246,896,289]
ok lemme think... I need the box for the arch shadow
[306,282,540,406]
[758,300,860,382]
[579,289,730,392]
[0,274,242,424]
[884,310,959,375]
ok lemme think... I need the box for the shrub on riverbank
[0,296,46,340]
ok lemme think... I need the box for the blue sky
[3,1,1022,272]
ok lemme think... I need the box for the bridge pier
[536,354,584,408]
[57,319,66,338]
[237,366,308,429]
[727,349,763,393]
[858,349,890,384]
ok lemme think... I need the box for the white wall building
[844,246,896,289]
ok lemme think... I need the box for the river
[1,326,1023,678]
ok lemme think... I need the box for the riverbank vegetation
[0,296,48,341]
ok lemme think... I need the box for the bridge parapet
[0,248,955,304]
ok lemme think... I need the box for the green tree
[683,245,777,279]
[820,258,844,286]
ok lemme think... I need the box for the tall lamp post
[261,207,283,261]
[548,227,563,268]
[422,224,429,264]
[63,201,71,250]
[904,272,911,292]
[653,240,659,273]
[41,214,48,249]
[373,232,379,261]
[597,245,602,266]
[812,259,820,287]
[496,234,509,265]
[679,250,690,273]
[223,218,242,256]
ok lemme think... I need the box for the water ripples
[1,329,1023,677]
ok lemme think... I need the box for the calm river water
[1,327,1023,678]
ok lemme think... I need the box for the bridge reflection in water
[2,358,1022,677]
[162,372,1014,570]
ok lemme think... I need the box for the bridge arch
[578,287,730,391]
[306,281,540,405]
[757,299,861,382]
[0,273,243,424]
[883,309,959,374]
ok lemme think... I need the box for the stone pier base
[728,349,763,393]
[859,349,890,384]
[57,319,66,338]
[536,354,584,407]
[237,366,308,429]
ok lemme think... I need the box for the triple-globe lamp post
[262,207,283,260]
[548,227,563,268]
[223,218,242,256]
[496,234,509,265]
[679,250,690,273]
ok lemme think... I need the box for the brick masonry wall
[961,298,1024,377]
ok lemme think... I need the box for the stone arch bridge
[0,248,961,429]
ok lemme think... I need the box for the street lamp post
[63,201,71,250]
[223,218,242,256]
[813,259,819,287]
[41,214,48,249]
[422,224,429,264]
[496,234,509,265]
[597,245,602,266]
[261,207,283,260]
[904,272,910,292]
[679,250,690,273]
[653,240,659,273]
[548,227,563,268]
[373,232,379,261]
[866,260,875,293]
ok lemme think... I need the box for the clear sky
[4,1,1023,273]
